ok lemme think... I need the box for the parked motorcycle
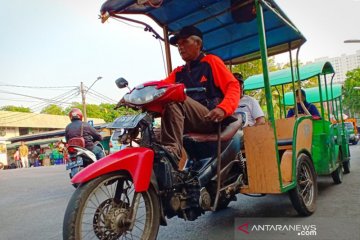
[63,79,245,239]
[66,142,105,180]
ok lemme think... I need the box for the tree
[231,57,278,80]
[40,104,65,115]
[343,68,360,117]
[0,105,31,112]
[232,57,280,117]
[65,102,138,123]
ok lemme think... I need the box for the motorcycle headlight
[124,86,166,105]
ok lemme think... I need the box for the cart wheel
[289,154,317,216]
[331,165,343,184]
[343,160,350,174]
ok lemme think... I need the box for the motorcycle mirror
[115,78,129,89]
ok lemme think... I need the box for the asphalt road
[0,144,359,240]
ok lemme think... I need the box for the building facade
[0,111,106,167]
[315,50,360,83]
[0,111,105,139]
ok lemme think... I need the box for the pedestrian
[19,141,29,168]
[13,148,21,168]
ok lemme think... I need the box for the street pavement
[0,144,359,240]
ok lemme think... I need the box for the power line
[0,98,42,103]
[0,92,80,124]
[85,94,105,105]
[0,89,79,120]
[0,82,77,89]
[87,91,116,104]
[87,89,118,103]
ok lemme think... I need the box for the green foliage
[231,58,319,119]
[65,102,138,123]
[232,58,280,118]
[343,68,360,117]
[0,105,31,112]
[232,57,278,80]
[40,104,65,115]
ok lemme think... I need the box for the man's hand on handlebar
[204,107,225,123]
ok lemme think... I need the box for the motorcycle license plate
[66,158,83,170]
[108,113,147,129]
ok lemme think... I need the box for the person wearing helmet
[65,108,104,159]
[234,73,265,127]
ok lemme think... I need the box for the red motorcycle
[63,78,244,239]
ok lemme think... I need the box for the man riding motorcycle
[160,26,241,163]
[65,108,104,160]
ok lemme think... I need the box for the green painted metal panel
[244,61,335,90]
[311,120,332,175]
[284,84,342,105]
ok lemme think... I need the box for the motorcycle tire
[63,172,160,240]
[288,154,317,216]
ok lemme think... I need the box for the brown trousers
[161,97,217,160]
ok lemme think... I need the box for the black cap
[233,73,244,83]
[169,26,203,45]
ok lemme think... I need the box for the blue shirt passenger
[286,89,320,118]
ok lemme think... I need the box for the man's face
[177,36,201,62]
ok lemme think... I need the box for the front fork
[128,193,141,231]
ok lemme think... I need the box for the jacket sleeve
[88,124,103,142]
[203,55,241,116]
[161,66,183,84]
[286,108,294,118]
[309,104,320,117]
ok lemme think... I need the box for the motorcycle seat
[184,115,243,143]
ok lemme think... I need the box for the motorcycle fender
[71,147,154,192]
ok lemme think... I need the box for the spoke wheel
[63,173,160,240]
[289,154,317,216]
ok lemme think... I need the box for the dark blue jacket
[286,102,320,118]
[65,120,102,150]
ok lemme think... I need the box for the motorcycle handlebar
[184,87,206,94]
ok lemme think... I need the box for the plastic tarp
[244,61,335,90]
[283,84,342,105]
[100,0,306,64]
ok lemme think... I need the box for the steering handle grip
[184,87,206,94]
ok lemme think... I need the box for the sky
[1,0,360,111]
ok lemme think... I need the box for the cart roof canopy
[100,0,306,64]
[244,61,335,90]
[284,84,342,105]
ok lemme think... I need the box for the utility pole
[80,82,87,122]
[80,77,102,123]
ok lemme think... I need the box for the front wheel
[63,172,160,240]
[289,154,317,216]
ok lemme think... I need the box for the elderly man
[160,26,240,162]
